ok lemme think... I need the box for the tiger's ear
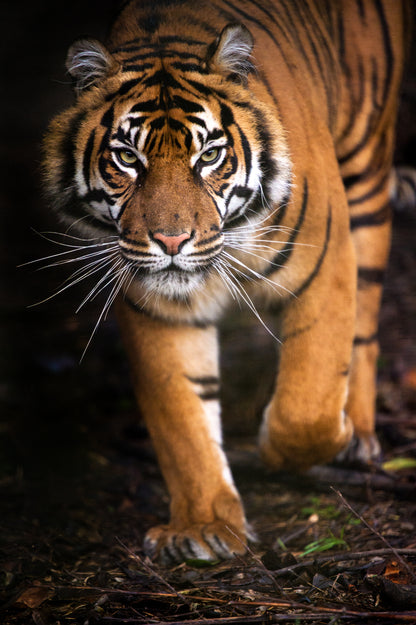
[66,39,119,92]
[206,24,254,82]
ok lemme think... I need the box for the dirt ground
[1,3,416,624]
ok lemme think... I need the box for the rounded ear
[66,39,119,92]
[206,24,254,82]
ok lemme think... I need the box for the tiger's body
[44,0,411,563]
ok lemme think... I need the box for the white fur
[66,39,114,90]
[214,25,254,78]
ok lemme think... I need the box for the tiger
[43,0,412,564]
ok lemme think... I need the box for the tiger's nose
[152,231,191,255]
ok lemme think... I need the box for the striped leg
[115,299,247,564]
[259,205,356,471]
[342,177,392,462]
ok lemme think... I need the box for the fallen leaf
[15,586,54,608]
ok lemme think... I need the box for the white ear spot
[208,24,254,81]
[66,39,119,91]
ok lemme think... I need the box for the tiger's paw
[335,432,382,466]
[258,408,354,472]
[143,522,247,565]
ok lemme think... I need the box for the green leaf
[382,457,416,472]
[300,536,347,557]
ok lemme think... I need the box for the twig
[270,548,416,577]
[100,610,416,623]
[225,525,284,594]
[115,537,192,605]
[307,465,415,495]
[332,489,416,583]
[376,414,416,428]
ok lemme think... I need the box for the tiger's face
[44,26,291,309]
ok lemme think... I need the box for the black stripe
[123,296,214,328]
[350,202,391,230]
[294,205,332,298]
[338,116,377,166]
[57,111,86,192]
[171,61,205,73]
[82,129,95,189]
[172,94,204,113]
[83,189,115,207]
[358,267,385,284]
[113,36,209,53]
[189,243,223,257]
[198,391,220,401]
[347,171,389,206]
[143,67,183,89]
[195,232,222,247]
[264,178,308,277]
[354,333,378,346]
[118,78,143,96]
[186,375,219,385]
[278,0,315,76]
[356,0,366,20]
[130,99,159,113]
[375,0,394,108]
[122,63,154,73]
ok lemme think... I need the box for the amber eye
[115,149,138,166]
[199,147,221,165]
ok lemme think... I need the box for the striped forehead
[114,88,226,155]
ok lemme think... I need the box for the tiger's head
[44,24,291,318]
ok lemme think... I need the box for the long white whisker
[29,252,118,307]
[212,259,242,304]
[75,257,124,312]
[214,257,281,343]
[29,228,117,249]
[222,250,296,299]
[80,262,135,362]
[26,245,120,271]
[224,243,286,270]
[63,252,118,287]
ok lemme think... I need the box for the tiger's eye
[200,147,221,164]
[117,149,138,165]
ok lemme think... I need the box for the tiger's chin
[134,267,207,303]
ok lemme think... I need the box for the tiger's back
[43,0,411,563]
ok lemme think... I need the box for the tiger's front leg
[259,215,356,472]
[116,300,247,564]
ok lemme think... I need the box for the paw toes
[335,433,382,465]
[144,523,247,564]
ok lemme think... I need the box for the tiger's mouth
[120,254,212,301]
[137,265,209,301]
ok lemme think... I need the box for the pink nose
[153,231,191,255]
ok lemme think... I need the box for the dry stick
[270,548,416,578]
[225,525,285,595]
[100,610,416,623]
[115,537,192,606]
[332,488,416,584]
[307,465,415,494]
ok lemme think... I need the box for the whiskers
[22,230,133,360]
[214,211,305,342]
